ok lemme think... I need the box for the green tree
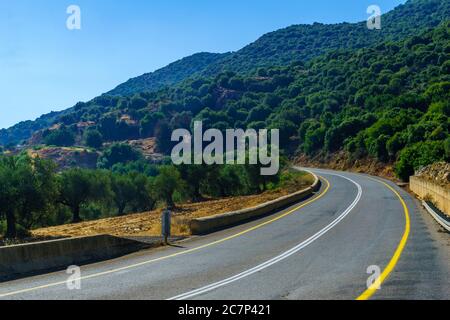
[84,129,103,149]
[303,126,326,155]
[178,163,208,201]
[17,158,58,232]
[110,172,155,215]
[424,82,450,103]
[387,132,407,158]
[154,120,173,153]
[444,137,450,161]
[367,134,390,162]
[97,143,142,169]
[153,166,184,208]
[99,115,118,140]
[130,96,148,110]
[217,165,251,196]
[245,105,271,124]
[395,141,445,181]
[43,126,75,147]
[129,173,155,212]
[0,155,57,238]
[140,112,164,137]
[58,169,111,223]
[0,157,19,237]
[110,173,136,215]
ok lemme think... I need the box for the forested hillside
[108,52,228,96]
[1,0,449,146]
[133,22,450,181]
[202,0,450,75]
[113,0,450,94]
[2,21,447,183]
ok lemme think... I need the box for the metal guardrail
[423,201,450,232]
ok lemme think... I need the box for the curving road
[0,169,449,300]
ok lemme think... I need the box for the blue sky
[0,0,405,129]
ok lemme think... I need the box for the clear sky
[0,0,406,129]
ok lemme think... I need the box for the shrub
[43,126,75,147]
[445,137,450,161]
[84,129,103,149]
[97,143,142,169]
[395,141,445,181]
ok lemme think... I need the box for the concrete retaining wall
[410,176,449,215]
[190,173,321,235]
[0,235,151,282]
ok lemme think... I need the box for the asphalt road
[0,169,449,300]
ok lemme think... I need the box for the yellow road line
[356,177,411,301]
[0,177,331,298]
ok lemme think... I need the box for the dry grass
[32,171,314,238]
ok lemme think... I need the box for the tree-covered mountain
[0,111,65,148]
[0,0,449,182]
[0,53,227,146]
[108,52,228,96]
[106,0,450,98]
[17,20,449,180]
[148,22,450,180]
[202,0,450,75]
[2,0,448,147]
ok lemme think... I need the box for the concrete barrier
[0,235,152,282]
[410,176,449,215]
[190,172,321,235]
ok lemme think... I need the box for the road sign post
[161,209,171,245]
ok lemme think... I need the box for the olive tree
[58,168,111,223]
[0,155,57,238]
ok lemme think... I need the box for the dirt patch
[28,147,99,170]
[294,151,397,181]
[32,172,314,239]
[128,138,164,162]
[103,138,164,162]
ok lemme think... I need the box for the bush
[130,96,148,110]
[97,143,142,169]
[84,129,103,149]
[0,220,5,237]
[387,133,407,158]
[395,141,445,181]
[154,121,173,153]
[153,166,185,208]
[0,155,57,238]
[304,126,326,155]
[43,126,75,147]
[58,168,112,223]
[445,137,450,161]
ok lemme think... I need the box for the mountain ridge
[1,0,449,146]
[107,52,229,96]
[109,0,450,96]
